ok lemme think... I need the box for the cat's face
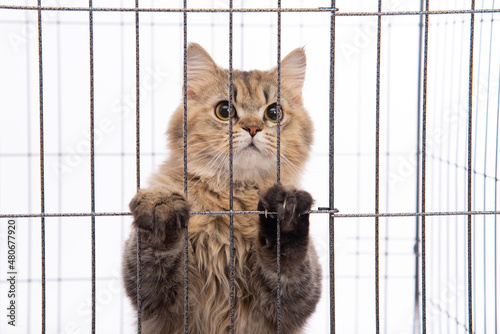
[168,44,313,186]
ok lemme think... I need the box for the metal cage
[1,0,500,333]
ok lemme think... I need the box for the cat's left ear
[281,48,306,102]
[186,43,218,99]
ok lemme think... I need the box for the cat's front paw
[129,188,189,245]
[258,183,313,233]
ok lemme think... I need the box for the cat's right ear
[186,44,218,99]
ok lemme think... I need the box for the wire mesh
[0,1,499,333]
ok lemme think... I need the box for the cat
[122,43,322,334]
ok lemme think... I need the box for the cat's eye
[264,103,283,123]
[215,101,236,121]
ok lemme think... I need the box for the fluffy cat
[122,44,321,334]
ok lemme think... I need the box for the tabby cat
[122,43,321,334]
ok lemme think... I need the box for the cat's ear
[281,48,306,102]
[186,43,218,99]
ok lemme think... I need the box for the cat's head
[168,43,313,186]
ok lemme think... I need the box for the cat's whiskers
[184,140,229,163]
[188,145,226,171]
[281,144,306,157]
[280,141,305,148]
[187,131,225,135]
[186,131,227,137]
[186,147,225,167]
[188,159,224,193]
[280,154,300,172]
[280,153,302,180]
[188,147,227,183]
[172,134,226,148]
[171,137,226,152]
[258,141,279,156]
[189,149,229,193]
[187,144,231,192]
[187,143,224,158]
[213,153,230,190]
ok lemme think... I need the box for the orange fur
[123,44,320,333]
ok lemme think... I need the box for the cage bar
[88,0,96,332]
[467,0,476,332]
[182,1,189,333]
[328,0,336,333]
[134,1,143,333]
[228,1,235,332]
[420,0,430,332]
[2,5,500,15]
[375,0,382,332]
[37,0,46,332]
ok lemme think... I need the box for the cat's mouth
[242,142,260,153]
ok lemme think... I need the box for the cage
[0,0,500,333]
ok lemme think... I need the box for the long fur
[122,44,321,333]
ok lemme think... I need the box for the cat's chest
[231,193,259,211]
[187,184,261,284]
[188,214,258,322]
[190,185,260,212]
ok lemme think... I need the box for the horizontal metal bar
[0,152,165,157]
[2,209,500,219]
[1,5,499,16]
[191,209,340,215]
[0,209,336,218]
[0,212,131,218]
[336,211,500,218]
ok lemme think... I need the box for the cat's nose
[244,126,261,137]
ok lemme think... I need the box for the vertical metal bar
[182,1,189,333]
[276,1,282,333]
[328,1,336,333]
[276,1,281,185]
[228,1,235,333]
[421,1,429,333]
[494,44,500,334]
[183,9,188,197]
[37,0,46,332]
[135,0,142,333]
[135,10,141,189]
[375,0,382,332]
[467,1,475,332]
[414,1,425,332]
[89,1,96,332]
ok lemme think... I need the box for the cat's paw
[129,188,189,244]
[258,183,313,233]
